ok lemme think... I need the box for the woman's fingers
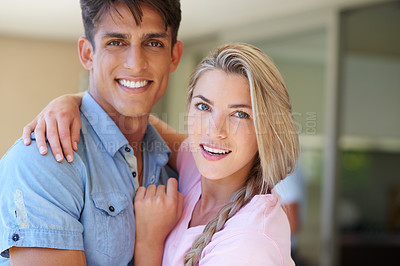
[58,118,75,162]
[22,119,37,145]
[166,178,178,196]
[156,185,166,198]
[46,118,64,162]
[34,119,48,156]
[22,93,83,162]
[71,118,81,151]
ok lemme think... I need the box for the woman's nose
[206,113,228,139]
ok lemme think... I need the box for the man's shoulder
[0,140,87,261]
[3,137,81,165]
[0,138,86,188]
[1,138,46,167]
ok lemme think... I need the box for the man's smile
[117,79,150,89]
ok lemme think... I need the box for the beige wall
[0,36,84,157]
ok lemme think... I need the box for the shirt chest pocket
[92,192,131,257]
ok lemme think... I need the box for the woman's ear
[78,37,94,70]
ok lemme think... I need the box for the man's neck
[87,89,150,146]
[111,113,149,148]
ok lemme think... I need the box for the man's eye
[234,111,249,119]
[196,103,210,111]
[108,40,123,46]
[148,41,163,47]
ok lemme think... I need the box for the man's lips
[117,79,151,89]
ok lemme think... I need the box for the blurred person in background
[275,163,307,265]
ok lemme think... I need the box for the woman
[24,43,298,265]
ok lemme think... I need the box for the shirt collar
[143,122,171,166]
[80,91,171,164]
[80,91,128,156]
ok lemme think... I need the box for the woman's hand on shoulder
[22,93,84,163]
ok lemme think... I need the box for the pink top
[162,140,294,266]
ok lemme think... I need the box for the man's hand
[134,178,183,266]
[22,93,83,163]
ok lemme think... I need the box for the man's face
[79,3,182,121]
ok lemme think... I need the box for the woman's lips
[199,144,231,161]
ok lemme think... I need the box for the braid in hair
[184,161,264,266]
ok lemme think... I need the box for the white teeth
[119,79,148,89]
[202,145,230,155]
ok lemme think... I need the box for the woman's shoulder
[201,230,292,266]
[200,193,293,265]
[226,192,288,234]
[210,192,291,250]
[176,138,201,195]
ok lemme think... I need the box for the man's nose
[123,45,148,71]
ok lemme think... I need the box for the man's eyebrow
[102,32,131,39]
[143,32,169,39]
[193,95,213,105]
[101,32,169,41]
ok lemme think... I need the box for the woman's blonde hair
[184,43,299,265]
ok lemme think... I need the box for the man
[0,0,183,265]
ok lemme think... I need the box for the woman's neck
[189,176,245,228]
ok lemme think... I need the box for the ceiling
[0,0,380,42]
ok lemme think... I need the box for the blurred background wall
[0,37,84,154]
[1,0,399,265]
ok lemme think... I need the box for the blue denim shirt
[0,92,176,265]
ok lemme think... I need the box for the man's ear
[78,37,94,70]
[169,40,183,74]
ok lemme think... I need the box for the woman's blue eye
[235,111,249,118]
[196,103,210,111]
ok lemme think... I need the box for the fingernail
[23,138,29,145]
[73,142,78,150]
[66,155,73,163]
[56,154,63,162]
[39,146,46,154]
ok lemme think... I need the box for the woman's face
[187,70,258,184]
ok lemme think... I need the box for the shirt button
[125,147,131,153]
[12,234,20,242]
[132,171,137,177]
[109,206,115,212]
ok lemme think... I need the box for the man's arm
[0,140,86,265]
[10,247,86,266]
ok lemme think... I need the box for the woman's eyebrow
[193,95,213,105]
[193,95,252,109]
[228,104,252,109]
